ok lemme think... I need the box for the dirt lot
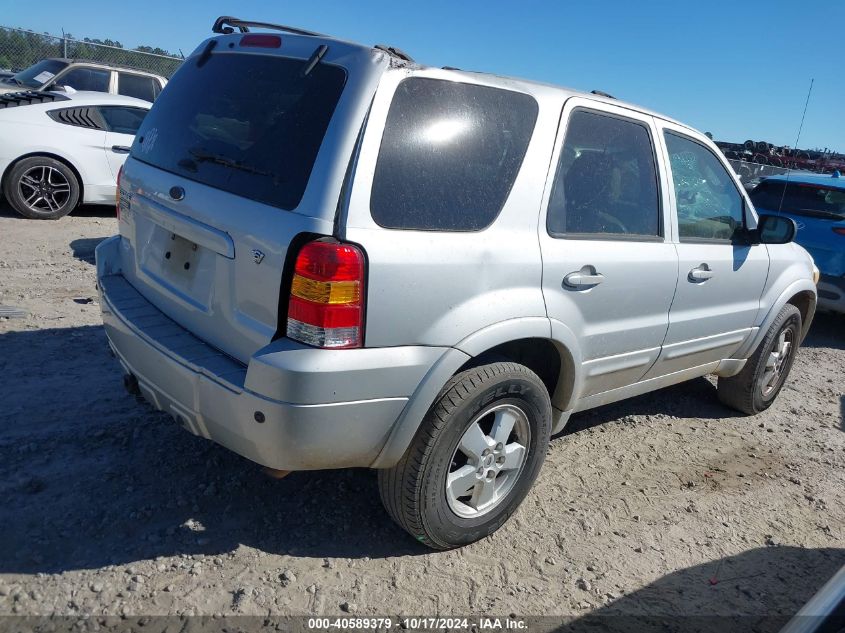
[0,204,843,622]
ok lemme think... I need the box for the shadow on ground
[70,237,109,264]
[1,311,841,575]
[0,325,426,575]
[562,310,843,437]
[560,547,845,632]
[561,376,736,437]
[802,311,845,351]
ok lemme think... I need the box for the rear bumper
[817,274,845,314]
[96,236,446,470]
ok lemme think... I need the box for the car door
[98,105,149,178]
[642,123,770,378]
[539,99,679,398]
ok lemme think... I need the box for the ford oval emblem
[169,186,185,201]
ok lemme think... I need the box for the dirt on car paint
[0,204,843,620]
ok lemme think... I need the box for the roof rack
[373,44,414,62]
[212,16,325,37]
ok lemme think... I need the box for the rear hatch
[117,32,386,363]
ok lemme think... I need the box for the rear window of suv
[750,180,845,219]
[130,52,346,211]
[371,78,538,231]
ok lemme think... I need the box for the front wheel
[717,304,802,414]
[378,362,552,549]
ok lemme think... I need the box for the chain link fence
[0,26,183,79]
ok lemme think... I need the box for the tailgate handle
[136,193,235,259]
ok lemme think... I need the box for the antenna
[777,78,814,214]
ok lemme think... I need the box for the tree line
[0,27,183,78]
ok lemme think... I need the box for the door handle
[564,266,604,288]
[111,145,131,154]
[689,264,714,282]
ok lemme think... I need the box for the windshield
[7,59,68,88]
[751,179,845,219]
[131,51,346,211]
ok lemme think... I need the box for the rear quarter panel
[342,68,562,349]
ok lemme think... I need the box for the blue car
[750,172,845,313]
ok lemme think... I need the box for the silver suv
[96,17,818,549]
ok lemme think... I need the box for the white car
[0,90,150,219]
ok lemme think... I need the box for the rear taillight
[115,165,123,220]
[833,227,845,236]
[286,240,365,349]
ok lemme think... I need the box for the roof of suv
[204,26,689,133]
[761,172,845,189]
[446,66,687,128]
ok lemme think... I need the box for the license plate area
[163,233,200,275]
[137,219,216,313]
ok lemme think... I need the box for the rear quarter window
[370,78,538,231]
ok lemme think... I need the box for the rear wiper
[187,148,271,177]
[301,44,328,77]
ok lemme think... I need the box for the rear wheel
[378,362,552,549]
[717,304,801,414]
[3,156,80,220]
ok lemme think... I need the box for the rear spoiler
[211,16,414,62]
[212,16,325,37]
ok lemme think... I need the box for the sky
[3,0,843,152]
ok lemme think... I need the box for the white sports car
[0,90,150,219]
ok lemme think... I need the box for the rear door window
[118,73,157,102]
[59,67,111,92]
[130,53,346,211]
[370,78,538,231]
[547,109,661,238]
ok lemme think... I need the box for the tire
[717,304,801,415]
[378,362,552,550]
[3,156,80,220]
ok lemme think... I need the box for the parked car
[0,59,166,102]
[95,17,818,550]
[0,90,150,219]
[750,173,845,313]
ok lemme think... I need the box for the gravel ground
[0,204,843,621]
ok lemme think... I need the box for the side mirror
[757,214,797,244]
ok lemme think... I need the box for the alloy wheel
[761,327,793,397]
[446,403,531,518]
[18,165,71,214]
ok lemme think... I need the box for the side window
[118,73,156,102]
[664,132,745,241]
[370,78,538,231]
[58,67,110,92]
[98,106,148,135]
[547,109,661,238]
